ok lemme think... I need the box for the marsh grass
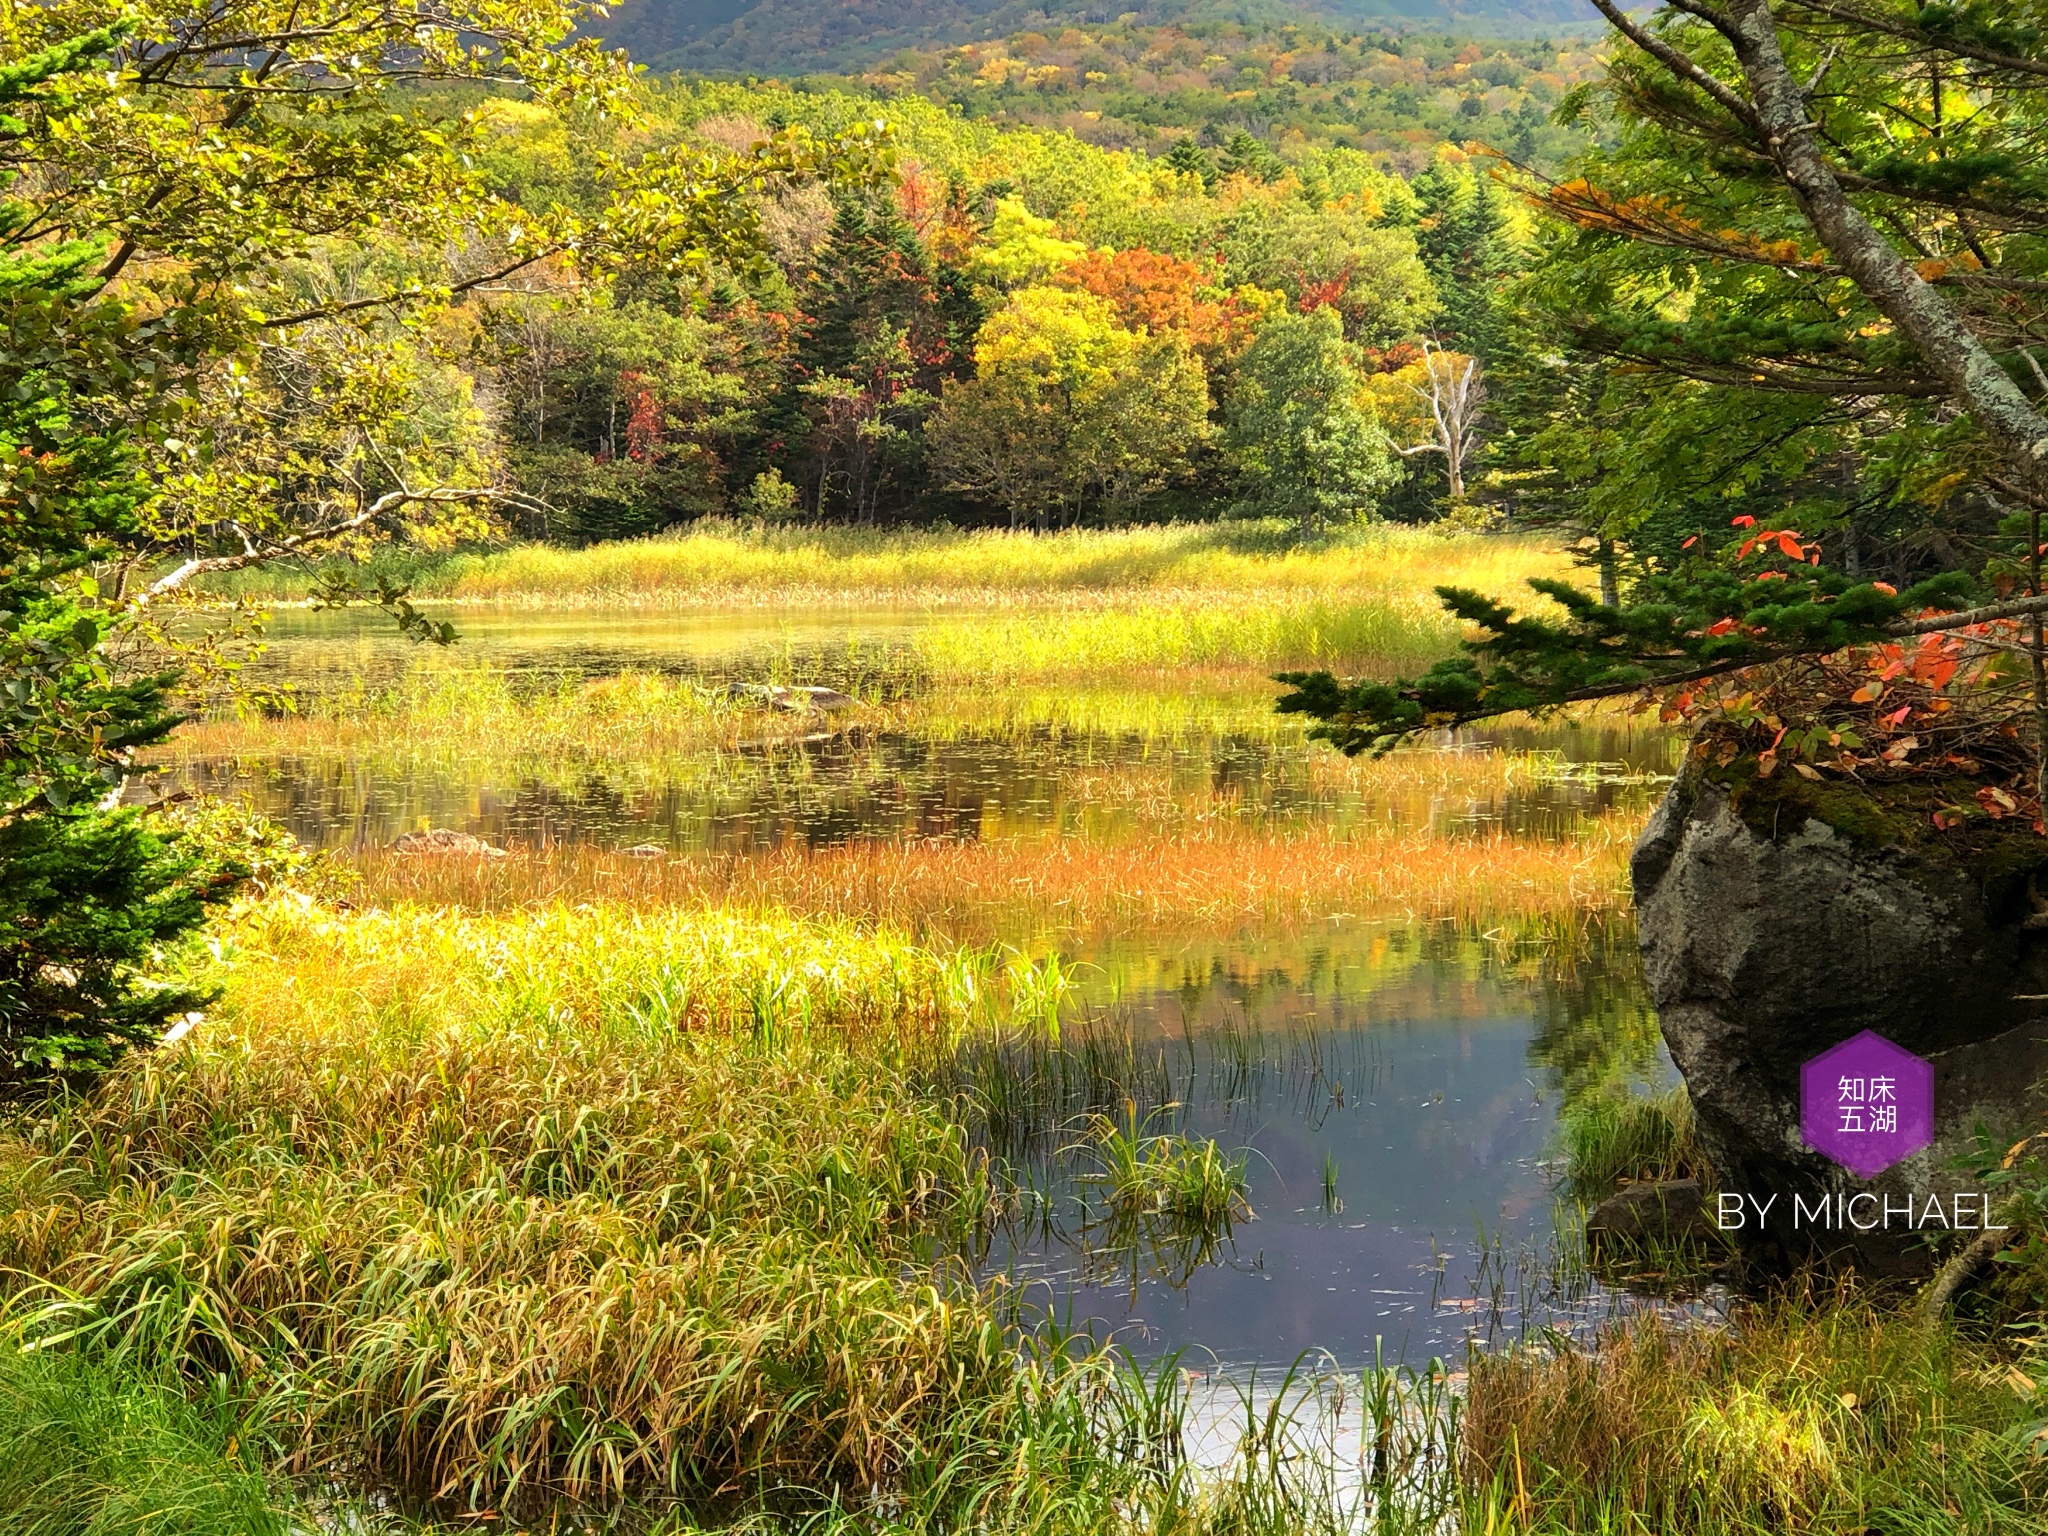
[1461,1288,2048,1533]
[330,796,1640,947]
[0,894,1441,1531]
[0,1347,286,1535]
[1073,1114,1245,1236]
[173,666,846,767]
[194,520,1575,611]
[0,899,1024,1511]
[1562,1087,1711,1202]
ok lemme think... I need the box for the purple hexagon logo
[1801,1030,1934,1178]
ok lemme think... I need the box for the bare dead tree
[1392,341,1484,499]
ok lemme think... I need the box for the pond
[174,603,1686,1376]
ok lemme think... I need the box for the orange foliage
[347,815,1636,941]
[1538,179,1827,270]
[1052,247,1259,359]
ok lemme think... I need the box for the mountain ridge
[591,0,1603,75]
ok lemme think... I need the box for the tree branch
[142,486,531,598]
[255,251,556,330]
[1780,0,2048,81]
[1586,0,1765,133]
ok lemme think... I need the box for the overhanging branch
[142,486,544,598]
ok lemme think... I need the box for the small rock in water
[392,828,509,858]
[621,843,667,859]
[1585,1178,1715,1246]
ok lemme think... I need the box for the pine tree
[0,31,240,1077]
[1409,160,1517,356]
[770,192,958,520]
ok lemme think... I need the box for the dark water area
[977,926,1670,1371]
[182,605,1685,1372]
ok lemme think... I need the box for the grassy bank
[0,899,1016,1510]
[1462,1293,2048,1532]
[1,896,2042,1531]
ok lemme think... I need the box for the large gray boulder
[1632,742,2048,1273]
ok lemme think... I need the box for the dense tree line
[430,84,1521,540]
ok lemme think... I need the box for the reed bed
[196,521,1573,610]
[0,899,1021,1510]
[172,667,824,769]
[907,593,1484,677]
[343,812,1641,940]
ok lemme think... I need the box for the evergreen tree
[1282,3,2048,786]
[769,192,962,519]
[0,31,238,1076]
[1163,138,1217,188]
[1409,160,1518,357]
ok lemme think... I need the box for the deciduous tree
[1224,307,1396,531]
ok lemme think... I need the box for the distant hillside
[590,8,1605,174]
[590,0,1602,75]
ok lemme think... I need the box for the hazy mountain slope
[591,0,1599,74]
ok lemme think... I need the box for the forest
[234,74,1524,549]
[8,0,2048,1531]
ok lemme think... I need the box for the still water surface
[184,605,1681,1371]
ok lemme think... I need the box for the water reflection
[171,603,1680,856]
[175,723,1668,855]
[970,924,1671,1370]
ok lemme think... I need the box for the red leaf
[1681,535,1699,550]
[1731,515,1757,528]
[1775,532,1804,559]
[1871,581,1897,596]
[1850,681,1883,703]
[1705,617,1740,636]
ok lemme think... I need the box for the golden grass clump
[1461,1295,2047,1532]
[0,899,1020,1509]
[411,522,1571,607]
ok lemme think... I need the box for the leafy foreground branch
[1277,520,1989,753]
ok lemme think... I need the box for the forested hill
[587,8,1604,170]
[592,0,1601,76]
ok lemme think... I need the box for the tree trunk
[1722,0,2048,498]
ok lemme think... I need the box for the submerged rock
[392,829,508,858]
[1633,743,2048,1274]
[1585,1178,1716,1248]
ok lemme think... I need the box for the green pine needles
[0,28,240,1079]
[1278,536,1979,754]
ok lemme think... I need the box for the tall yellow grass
[0,900,1013,1507]
[413,522,1574,607]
